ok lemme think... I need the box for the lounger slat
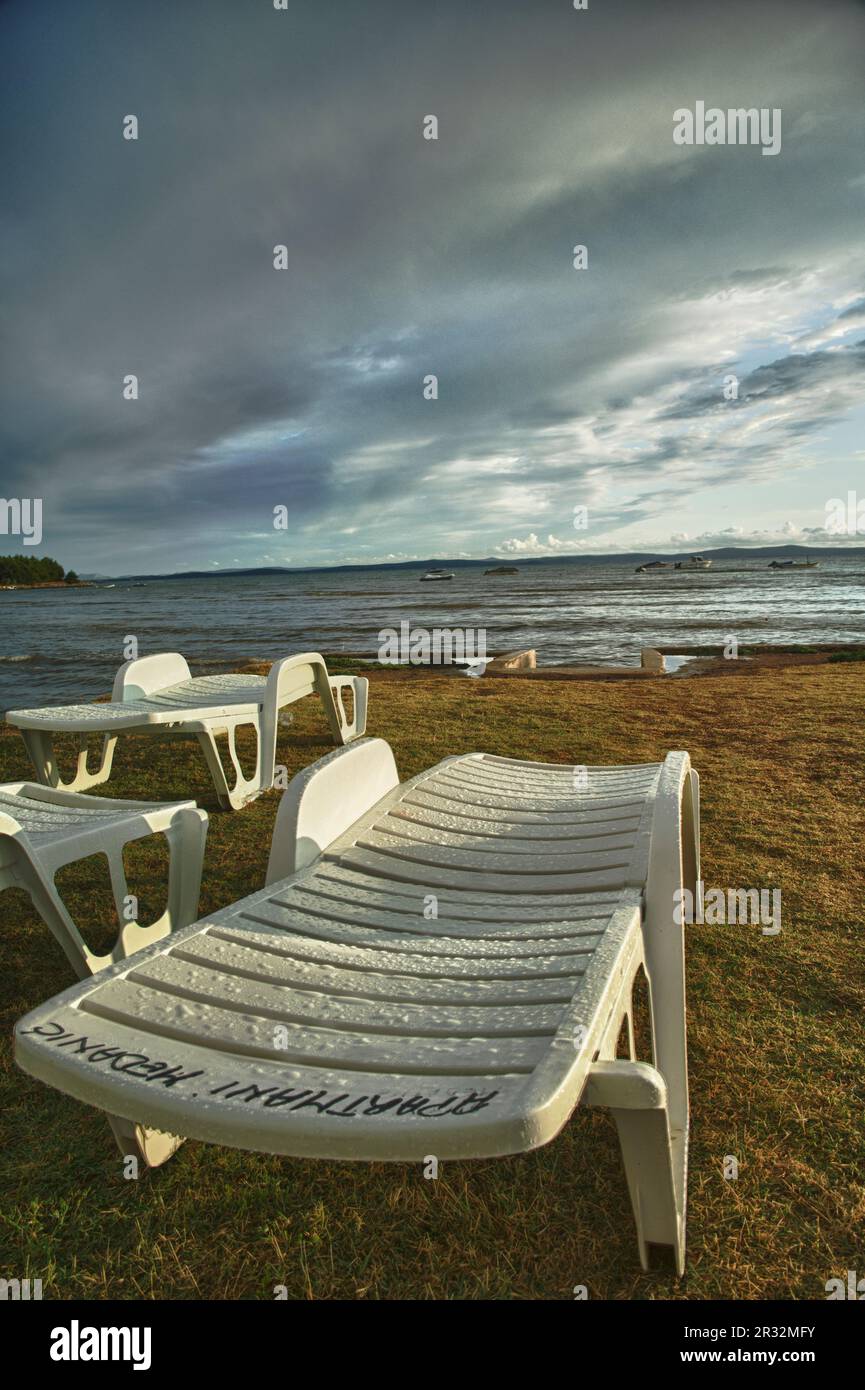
[0,791,151,832]
[241,902,602,956]
[475,753,659,773]
[272,888,610,941]
[410,781,650,815]
[439,773,658,798]
[337,838,631,879]
[438,767,656,796]
[431,781,655,811]
[80,979,549,1076]
[6,695,263,729]
[372,814,641,854]
[355,827,636,863]
[389,800,643,838]
[130,955,566,1038]
[175,933,580,1005]
[306,864,623,915]
[401,786,649,825]
[330,848,628,894]
[440,759,660,787]
[203,918,585,980]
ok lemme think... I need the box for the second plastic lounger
[0,781,207,979]
[1,780,208,1168]
[7,651,369,810]
[14,737,699,1273]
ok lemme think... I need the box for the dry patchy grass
[0,662,863,1300]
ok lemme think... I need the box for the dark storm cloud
[661,339,865,421]
[1,0,864,569]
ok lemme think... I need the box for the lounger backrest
[112,652,192,702]
[266,736,399,882]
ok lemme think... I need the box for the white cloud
[497,532,576,555]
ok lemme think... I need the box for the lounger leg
[107,1115,185,1170]
[163,806,208,932]
[195,724,261,810]
[71,733,118,789]
[314,673,347,747]
[19,730,57,785]
[88,734,118,789]
[195,729,232,808]
[18,730,118,793]
[584,1059,686,1275]
[625,996,637,1061]
[325,676,369,742]
[609,1108,685,1276]
[107,806,208,962]
[11,858,95,980]
[225,722,263,805]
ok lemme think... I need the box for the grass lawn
[1,662,863,1300]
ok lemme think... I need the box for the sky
[1,0,864,575]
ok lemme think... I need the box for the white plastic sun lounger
[15,737,699,1272]
[0,782,207,979]
[7,651,368,810]
[2,780,208,1168]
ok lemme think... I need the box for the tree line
[0,555,79,585]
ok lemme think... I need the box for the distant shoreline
[85,545,865,584]
[0,582,91,592]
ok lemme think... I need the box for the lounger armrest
[641,751,696,1140]
[259,656,371,794]
[266,737,399,883]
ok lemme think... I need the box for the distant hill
[108,545,864,582]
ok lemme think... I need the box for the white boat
[420,569,455,582]
[674,555,713,570]
[637,555,713,574]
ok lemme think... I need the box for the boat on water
[484,566,519,575]
[674,554,712,570]
[420,568,455,582]
[768,560,820,570]
[637,554,713,573]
